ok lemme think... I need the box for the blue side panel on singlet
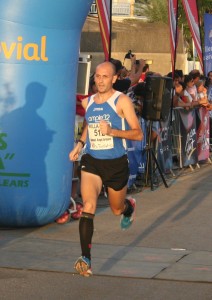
[85,91,128,159]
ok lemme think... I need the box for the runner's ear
[112,74,118,84]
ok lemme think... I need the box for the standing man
[69,61,143,277]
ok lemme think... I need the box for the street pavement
[0,161,212,299]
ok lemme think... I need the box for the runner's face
[94,65,117,93]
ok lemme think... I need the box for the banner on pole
[203,13,212,76]
[181,0,203,72]
[168,0,179,74]
[96,0,111,61]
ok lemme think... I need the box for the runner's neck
[95,90,116,103]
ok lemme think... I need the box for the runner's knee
[83,200,96,214]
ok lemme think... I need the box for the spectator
[130,82,146,116]
[181,74,197,104]
[110,56,145,93]
[188,69,200,102]
[110,58,131,93]
[167,71,181,108]
[196,80,208,107]
[167,71,181,83]
[205,71,212,147]
[139,63,149,82]
[206,70,212,102]
[175,69,184,83]
[171,75,195,110]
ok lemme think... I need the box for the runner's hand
[69,144,82,161]
[99,120,111,135]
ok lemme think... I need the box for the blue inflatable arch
[0,0,93,227]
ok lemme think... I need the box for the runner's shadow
[0,82,55,227]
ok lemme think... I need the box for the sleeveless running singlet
[85,91,128,159]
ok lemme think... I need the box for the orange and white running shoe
[74,256,92,277]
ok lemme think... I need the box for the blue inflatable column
[0,0,93,227]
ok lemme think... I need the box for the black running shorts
[80,153,129,191]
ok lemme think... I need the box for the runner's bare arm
[81,97,88,109]
[69,122,88,161]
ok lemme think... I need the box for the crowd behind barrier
[126,106,211,190]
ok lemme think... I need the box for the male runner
[69,61,143,276]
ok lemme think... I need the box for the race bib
[88,123,114,150]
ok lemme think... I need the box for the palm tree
[135,0,211,59]
[136,0,168,23]
[134,0,151,17]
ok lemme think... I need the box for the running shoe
[120,197,136,230]
[74,256,92,277]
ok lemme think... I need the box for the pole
[173,0,179,76]
[170,0,179,129]
[196,0,205,74]
[109,0,112,60]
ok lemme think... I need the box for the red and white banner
[196,107,210,161]
[168,0,179,74]
[96,0,111,61]
[181,0,203,71]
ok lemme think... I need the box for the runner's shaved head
[96,61,116,76]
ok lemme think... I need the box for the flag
[203,13,212,75]
[96,0,112,61]
[168,0,179,74]
[181,0,203,71]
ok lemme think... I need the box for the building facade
[89,0,135,17]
